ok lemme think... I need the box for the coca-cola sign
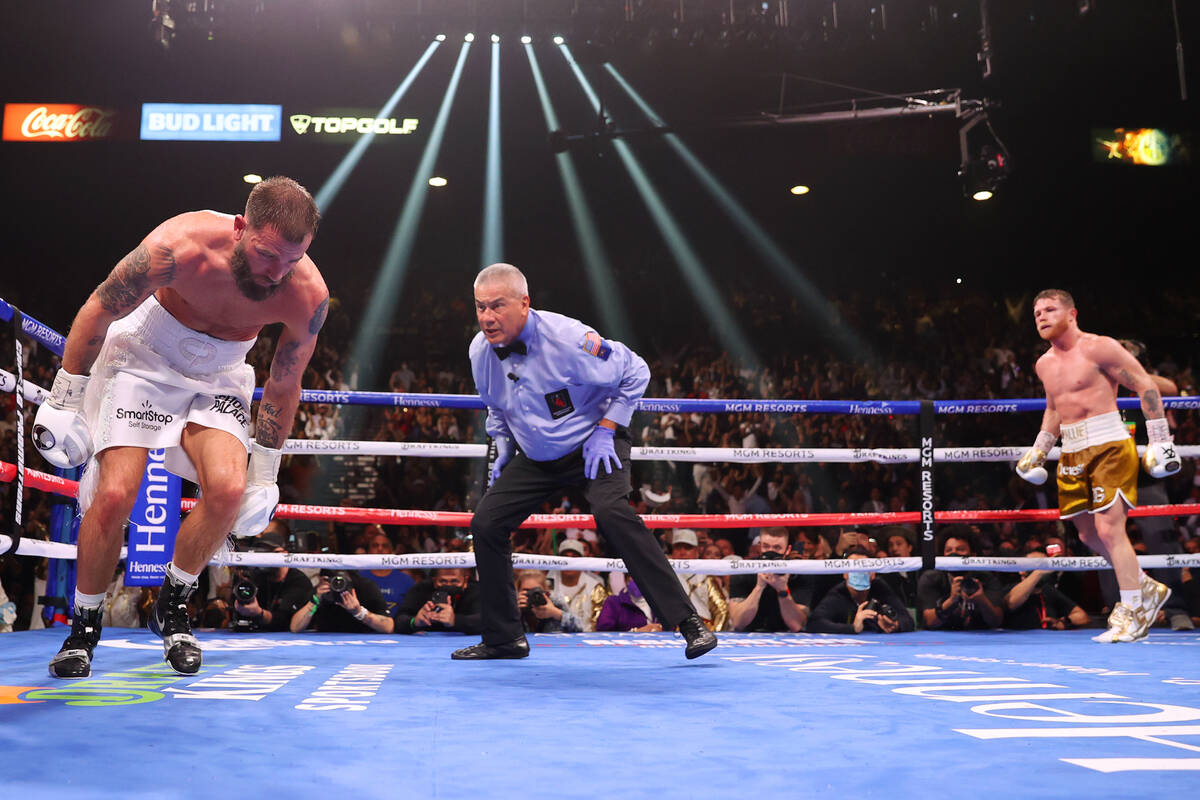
[3,103,121,141]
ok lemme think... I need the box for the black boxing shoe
[48,606,103,679]
[678,613,718,660]
[147,571,202,675]
[451,636,530,660]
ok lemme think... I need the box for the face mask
[847,571,871,591]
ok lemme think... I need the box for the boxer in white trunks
[33,176,329,677]
[1015,288,1181,642]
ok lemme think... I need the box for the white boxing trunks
[82,294,256,491]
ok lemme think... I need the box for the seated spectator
[808,545,914,634]
[360,525,415,616]
[394,568,481,635]
[1001,549,1089,630]
[547,538,607,632]
[596,578,663,632]
[290,569,393,634]
[668,529,728,631]
[917,526,1005,630]
[515,570,587,632]
[230,533,315,632]
[879,526,919,613]
[728,527,812,632]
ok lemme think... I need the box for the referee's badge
[544,388,574,419]
[579,331,612,360]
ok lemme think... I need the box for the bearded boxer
[35,176,328,677]
[1016,288,1179,643]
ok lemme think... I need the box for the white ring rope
[6,368,1198,464]
[4,534,1200,574]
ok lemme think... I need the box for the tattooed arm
[255,290,329,449]
[1098,336,1166,420]
[62,233,182,374]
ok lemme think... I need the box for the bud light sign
[140,103,282,141]
[124,449,182,586]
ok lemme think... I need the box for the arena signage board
[140,103,282,141]
[123,448,182,586]
[286,110,419,140]
[2,103,122,141]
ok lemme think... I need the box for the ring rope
[4,365,1200,417]
[4,460,1200,530]
[2,533,1198,575]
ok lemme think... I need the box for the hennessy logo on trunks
[544,388,574,419]
[211,395,249,429]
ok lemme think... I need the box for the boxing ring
[4,296,1200,797]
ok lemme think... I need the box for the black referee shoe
[451,636,530,660]
[678,614,718,660]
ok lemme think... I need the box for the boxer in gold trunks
[1016,289,1181,642]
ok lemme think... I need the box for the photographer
[1002,549,1089,630]
[918,526,1004,630]
[395,568,482,635]
[808,546,914,634]
[229,536,313,633]
[516,570,586,633]
[289,569,392,634]
[728,527,812,632]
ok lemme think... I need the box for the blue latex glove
[490,435,514,487]
[583,426,620,480]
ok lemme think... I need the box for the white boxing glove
[31,369,93,469]
[230,442,282,537]
[1016,430,1056,486]
[1143,418,1182,479]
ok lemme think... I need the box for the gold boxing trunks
[1056,411,1138,518]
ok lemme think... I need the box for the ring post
[920,399,936,570]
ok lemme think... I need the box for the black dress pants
[470,433,694,644]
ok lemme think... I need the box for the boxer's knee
[198,476,246,526]
[88,481,140,534]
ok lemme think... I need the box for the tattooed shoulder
[309,294,330,336]
[96,244,152,315]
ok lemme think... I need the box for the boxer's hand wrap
[32,369,93,469]
[489,435,514,487]
[230,442,282,537]
[1015,430,1056,486]
[1143,418,1181,478]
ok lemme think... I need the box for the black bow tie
[494,340,527,360]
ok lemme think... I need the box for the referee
[453,263,717,660]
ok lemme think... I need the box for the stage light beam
[349,41,472,397]
[561,46,759,368]
[315,41,440,213]
[524,42,635,345]
[605,63,874,361]
[481,36,504,265]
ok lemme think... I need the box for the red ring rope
[5,460,1198,529]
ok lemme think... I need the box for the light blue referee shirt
[469,308,650,462]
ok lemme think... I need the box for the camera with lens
[959,575,981,596]
[230,576,261,632]
[758,551,785,561]
[321,570,353,602]
[863,598,900,632]
[523,588,548,607]
[233,579,258,603]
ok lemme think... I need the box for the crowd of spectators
[1,280,1199,634]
